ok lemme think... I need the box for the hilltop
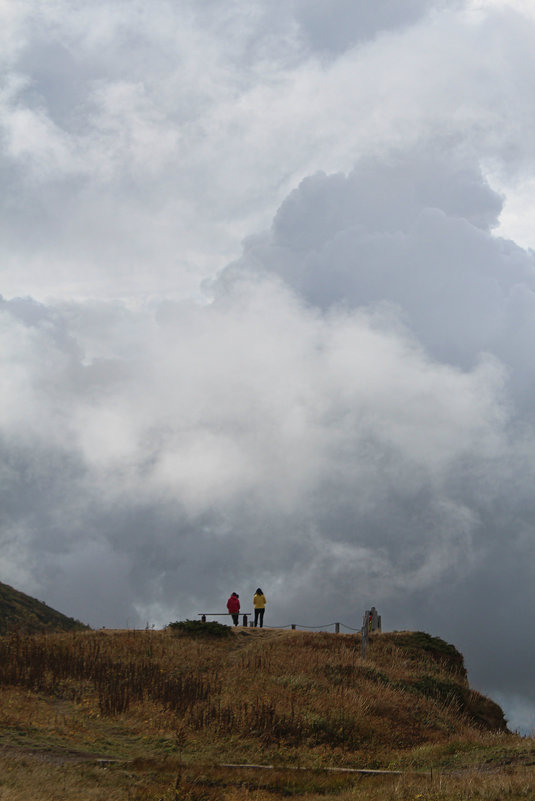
[0,579,88,634]
[0,623,530,800]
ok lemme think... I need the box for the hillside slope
[0,580,88,633]
[0,625,524,800]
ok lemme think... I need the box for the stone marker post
[361,607,382,658]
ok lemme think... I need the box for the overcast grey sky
[1,0,535,732]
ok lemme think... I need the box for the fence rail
[196,618,371,634]
[269,622,364,633]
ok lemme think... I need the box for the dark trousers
[254,608,264,627]
[231,614,239,626]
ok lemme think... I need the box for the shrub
[167,619,231,637]
[403,675,467,708]
[393,631,467,677]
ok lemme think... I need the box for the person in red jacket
[226,592,240,626]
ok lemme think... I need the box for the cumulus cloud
[1,0,535,731]
[0,271,509,617]
[219,147,535,376]
[2,0,535,299]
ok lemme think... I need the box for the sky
[1,0,535,732]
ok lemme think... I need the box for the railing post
[335,622,340,633]
[291,624,296,630]
[242,614,248,627]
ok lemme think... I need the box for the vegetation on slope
[0,580,88,634]
[0,625,530,800]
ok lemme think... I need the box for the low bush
[167,619,232,637]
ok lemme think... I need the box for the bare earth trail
[0,742,119,765]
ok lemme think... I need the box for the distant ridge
[0,580,89,634]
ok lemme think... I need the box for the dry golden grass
[0,626,533,799]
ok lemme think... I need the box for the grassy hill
[0,580,88,634]
[0,623,532,800]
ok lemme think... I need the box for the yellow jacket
[253,593,266,609]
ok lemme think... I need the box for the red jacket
[226,594,240,614]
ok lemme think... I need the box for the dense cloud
[2,0,535,297]
[220,149,535,377]
[1,0,535,731]
[2,150,535,726]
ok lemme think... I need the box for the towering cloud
[1,0,535,730]
[2,146,535,727]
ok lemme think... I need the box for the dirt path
[0,742,120,765]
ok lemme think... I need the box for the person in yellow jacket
[253,588,266,628]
